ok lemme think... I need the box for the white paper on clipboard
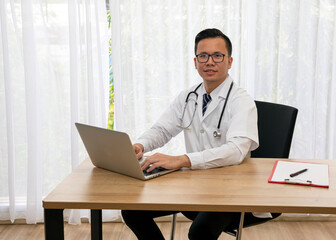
[269,160,329,188]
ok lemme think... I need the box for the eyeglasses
[196,53,226,63]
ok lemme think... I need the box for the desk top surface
[43,158,336,214]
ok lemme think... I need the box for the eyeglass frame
[195,52,228,63]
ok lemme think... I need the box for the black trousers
[121,210,242,240]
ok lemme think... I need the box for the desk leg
[44,209,64,240]
[91,209,102,240]
[236,212,245,240]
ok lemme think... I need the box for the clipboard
[268,160,329,188]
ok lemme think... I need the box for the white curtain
[0,0,112,223]
[2,0,336,225]
[112,0,336,161]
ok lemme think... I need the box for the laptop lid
[75,123,176,180]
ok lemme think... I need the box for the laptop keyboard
[143,167,167,176]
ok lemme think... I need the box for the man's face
[194,37,233,86]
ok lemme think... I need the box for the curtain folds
[113,0,336,161]
[0,0,111,223]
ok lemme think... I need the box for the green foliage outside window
[107,9,114,130]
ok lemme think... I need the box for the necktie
[202,93,212,116]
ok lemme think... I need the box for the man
[122,28,261,240]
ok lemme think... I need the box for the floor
[1,221,336,240]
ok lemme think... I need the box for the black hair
[194,28,232,56]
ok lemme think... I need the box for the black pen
[290,168,308,177]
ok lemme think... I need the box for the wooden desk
[43,158,336,239]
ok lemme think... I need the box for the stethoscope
[178,81,234,138]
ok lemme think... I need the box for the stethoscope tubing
[216,82,233,130]
[180,81,234,137]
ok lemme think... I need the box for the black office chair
[169,100,298,240]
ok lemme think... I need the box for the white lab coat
[137,76,259,169]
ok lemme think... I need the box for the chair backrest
[251,101,298,158]
[223,101,298,235]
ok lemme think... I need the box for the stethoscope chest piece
[213,129,221,138]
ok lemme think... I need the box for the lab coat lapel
[200,77,233,121]
[198,86,218,121]
[202,97,220,120]
[197,91,204,121]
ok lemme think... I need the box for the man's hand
[133,143,144,160]
[140,153,191,172]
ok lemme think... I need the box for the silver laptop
[75,123,178,180]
